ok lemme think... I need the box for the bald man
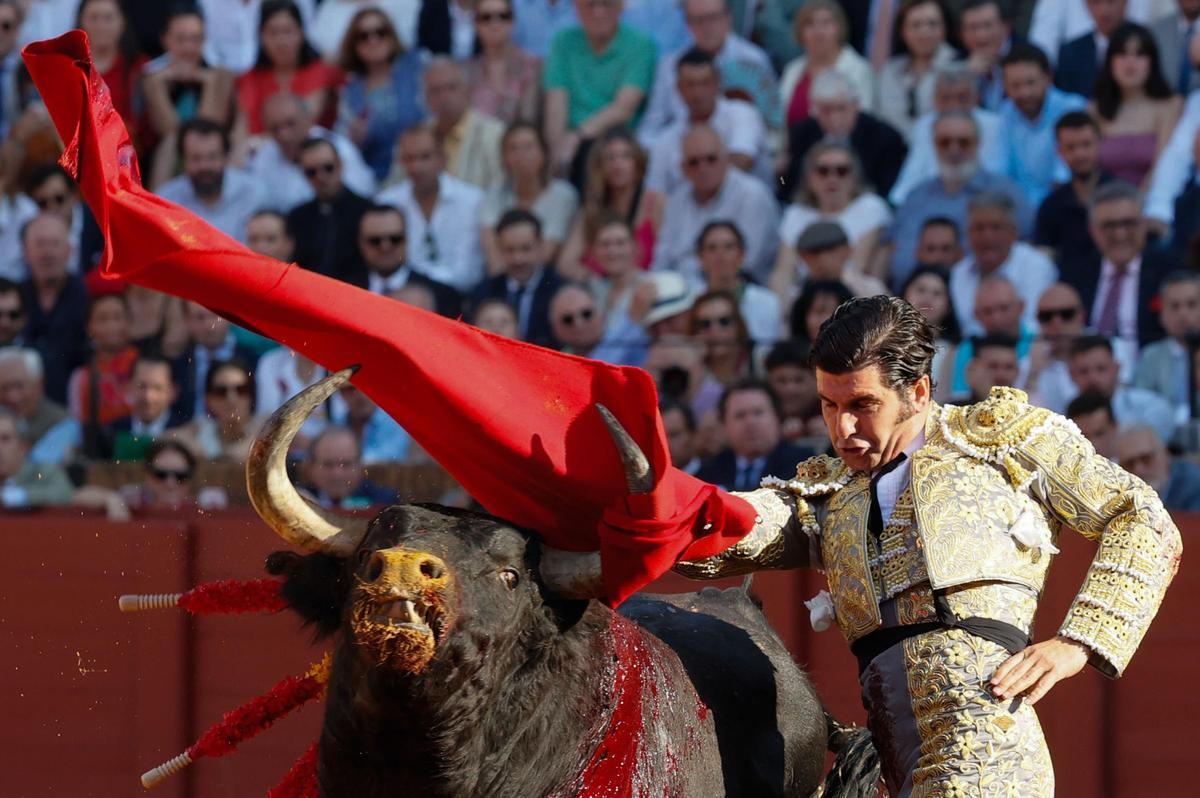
[650,125,780,287]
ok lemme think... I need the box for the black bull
[266,503,880,797]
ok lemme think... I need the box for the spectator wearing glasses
[1134,271,1200,419]
[1116,423,1200,510]
[639,0,777,145]
[651,125,779,287]
[1025,282,1088,414]
[0,278,25,347]
[695,221,780,347]
[311,0,420,58]
[643,48,769,197]
[780,70,908,204]
[776,141,891,285]
[23,163,104,278]
[876,0,957,141]
[471,209,566,346]
[1034,111,1115,268]
[466,0,542,126]
[166,358,263,463]
[236,0,343,135]
[377,126,485,294]
[172,301,260,423]
[135,439,201,510]
[156,119,264,244]
[249,91,376,213]
[549,282,608,357]
[302,424,400,510]
[352,204,462,317]
[334,7,427,183]
[543,0,658,185]
[686,290,752,389]
[479,122,579,274]
[777,0,875,130]
[1062,181,1172,357]
[286,138,373,281]
[883,110,1031,291]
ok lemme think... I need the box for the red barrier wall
[0,509,1193,796]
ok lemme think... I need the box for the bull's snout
[364,549,449,589]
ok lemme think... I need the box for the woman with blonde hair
[556,128,662,280]
[779,0,875,126]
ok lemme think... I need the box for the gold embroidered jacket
[677,387,1182,678]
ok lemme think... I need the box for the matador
[660,296,1182,796]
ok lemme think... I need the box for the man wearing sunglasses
[286,138,372,282]
[352,205,462,318]
[1025,283,1088,414]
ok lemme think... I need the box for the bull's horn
[594,404,654,494]
[246,366,369,556]
[540,546,605,600]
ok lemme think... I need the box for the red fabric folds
[23,32,756,606]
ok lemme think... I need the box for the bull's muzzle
[352,548,453,673]
[364,549,449,589]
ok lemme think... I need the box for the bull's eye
[499,568,519,590]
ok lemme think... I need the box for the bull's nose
[365,549,450,588]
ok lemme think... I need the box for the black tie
[868,454,908,540]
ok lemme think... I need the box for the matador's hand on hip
[989,636,1090,706]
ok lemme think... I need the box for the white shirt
[367,265,415,296]
[779,194,893,251]
[889,107,1007,205]
[874,428,926,526]
[310,0,421,56]
[1146,91,1200,224]
[156,169,265,244]
[644,98,769,196]
[738,282,783,346]
[376,173,485,293]
[199,0,317,74]
[638,34,775,145]
[130,408,174,438]
[652,168,781,287]
[1091,256,1142,345]
[255,348,329,438]
[245,126,377,213]
[0,194,38,282]
[1028,359,1078,415]
[1028,0,1150,64]
[448,0,476,59]
[16,0,82,47]
[1112,385,1178,443]
[949,242,1060,338]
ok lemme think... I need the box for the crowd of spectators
[7,0,1200,516]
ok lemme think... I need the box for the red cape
[22,32,755,606]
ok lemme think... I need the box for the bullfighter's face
[347,505,546,675]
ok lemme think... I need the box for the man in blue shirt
[998,43,1087,207]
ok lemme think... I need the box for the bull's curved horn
[246,366,369,556]
[594,404,654,494]
[539,546,605,600]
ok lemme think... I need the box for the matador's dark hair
[808,295,936,394]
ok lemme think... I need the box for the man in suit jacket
[1149,2,1200,94]
[1133,270,1200,415]
[351,205,463,318]
[101,353,190,460]
[287,139,373,283]
[1054,0,1129,97]
[781,70,907,201]
[696,378,815,491]
[1059,182,1174,350]
[471,209,565,348]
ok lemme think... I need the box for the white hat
[641,272,697,327]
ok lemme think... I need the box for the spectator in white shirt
[949,190,1058,338]
[638,0,777,144]
[652,125,780,287]
[198,0,317,73]
[156,118,264,244]
[376,127,485,293]
[644,48,769,197]
[1068,333,1177,442]
[246,91,376,213]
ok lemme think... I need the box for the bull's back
[620,589,827,797]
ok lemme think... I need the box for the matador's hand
[989,636,1090,706]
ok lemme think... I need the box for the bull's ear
[266,550,350,639]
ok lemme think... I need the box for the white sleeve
[1145,94,1200,223]
[1028,0,1067,65]
[724,101,765,158]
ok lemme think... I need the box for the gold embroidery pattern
[674,488,810,579]
[905,628,1054,798]
[870,486,929,602]
[822,476,882,641]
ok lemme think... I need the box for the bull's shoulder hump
[761,454,851,498]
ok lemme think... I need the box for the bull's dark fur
[268,503,878,797]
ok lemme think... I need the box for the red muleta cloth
[23,32,757,606]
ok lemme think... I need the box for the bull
[250,371,879,797]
